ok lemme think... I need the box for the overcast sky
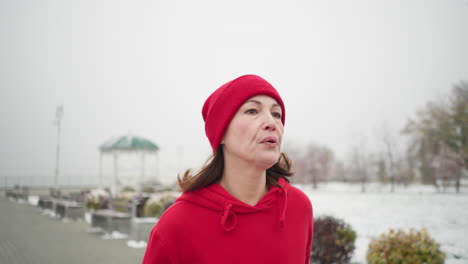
[1,0,467,186]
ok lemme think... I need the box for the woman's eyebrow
[244,99,262,106]
[244,100,281,109]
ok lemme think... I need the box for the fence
[0,175,100,190]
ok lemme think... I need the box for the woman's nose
[262,113,276,131]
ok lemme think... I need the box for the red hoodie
[142,177,313,264]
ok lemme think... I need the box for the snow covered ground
[299,182,468,264]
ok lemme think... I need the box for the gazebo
[98,134,160,194]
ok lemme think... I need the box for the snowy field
[299,183,468,264]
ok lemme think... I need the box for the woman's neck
[219,157,268,206]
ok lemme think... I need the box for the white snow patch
[295,182,465,195]
[10,198,27,204]
[41,209,59,218]
[28,195,39,206]
[102,231,128,240]
[132,217,158,224]
[84,212,92,224]
[127,240,147,249]
[86,227,103,233]
[300,183,468,264]
[89,188,110,198]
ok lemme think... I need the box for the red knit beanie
[202,74,286,152]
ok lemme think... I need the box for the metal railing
[0,175,100,190]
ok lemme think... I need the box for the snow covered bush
[113,199,131,213]
[310,216,356,264]
[143,200,163,218]
[117,191,136,200]
[160,193,176,204]
[367,228,445,264]
[113,191,137,213]
[159,193,176,210]
[85,189,110,210]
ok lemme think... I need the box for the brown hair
[177,146,294,192]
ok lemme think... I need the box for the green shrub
[121,186,135,192]
[160,193,176,204]
[85,189,110,210]
[113,199,130,213]
[142,185,155,193]
[311,216,357,264]
[86,197,100,210]
[367,228,445,264]
[143,200,163,218]
[86,196,107,210]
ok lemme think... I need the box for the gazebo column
[140,152,146,192]
[155,152,159,183]
[99,153,103,189]
[113,152,119,195]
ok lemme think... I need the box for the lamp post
[53,105,63,189]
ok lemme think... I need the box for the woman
[142,74,313,264]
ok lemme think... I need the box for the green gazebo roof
[99,135,160,152]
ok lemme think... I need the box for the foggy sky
[1,0,467,185]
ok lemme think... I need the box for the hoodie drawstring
[217,184,288,231]
[279,188,288,228]
[220,203,237,232]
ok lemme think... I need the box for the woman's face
[222,95,284,169]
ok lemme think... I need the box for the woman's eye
[272,112,282,119]
[245,109,258,114]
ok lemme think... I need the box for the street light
[53,105,63,189]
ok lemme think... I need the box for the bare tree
[349,148,368,192]
[346,136,372,193]
[431,149,464,192]
[376,124,404,192]
[329,160,346,182]
[304,144,334,189]
[403,112,441,189]
[281,141,307,184]
[403,81,467,192]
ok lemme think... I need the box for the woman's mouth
[260,137,278,147]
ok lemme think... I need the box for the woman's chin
[255,154,280,170]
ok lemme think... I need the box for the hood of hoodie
[175,177,290,232]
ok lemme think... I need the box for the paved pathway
[0,197,146,264]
